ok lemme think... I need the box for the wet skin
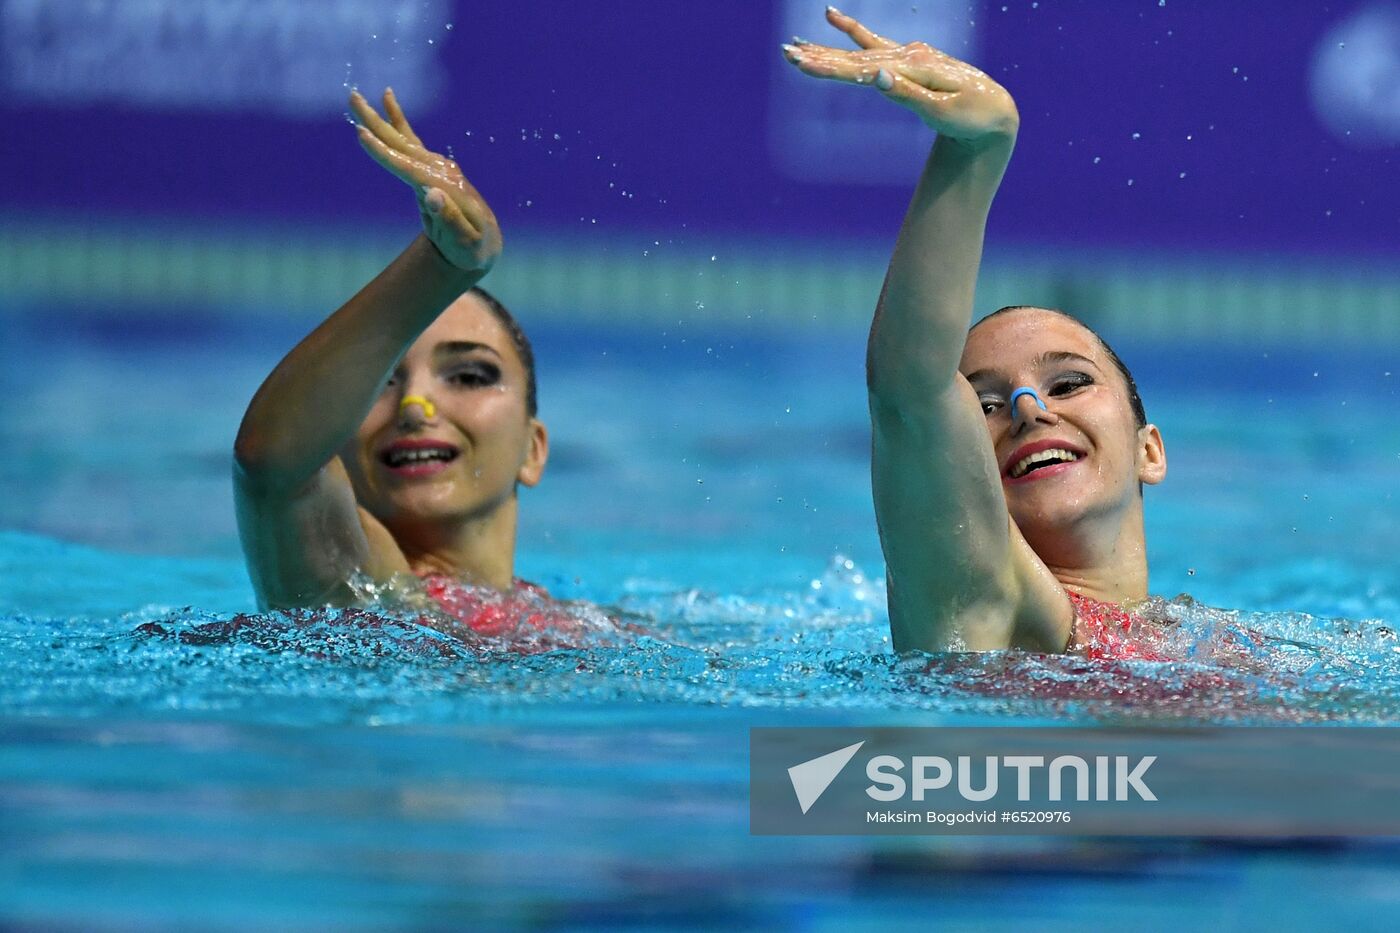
[960,308,1166,574]
[340,292,546,545]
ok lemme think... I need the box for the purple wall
[2,0,1397,256]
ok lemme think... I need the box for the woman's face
[959,308,1165,538]
[342,293,547,529]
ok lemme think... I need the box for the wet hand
[782,7,1018,146]
[350,89,502,274]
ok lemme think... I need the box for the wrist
[410,233,483,291]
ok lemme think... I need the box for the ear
[1137,423,1166,486]
[517,418,549,488]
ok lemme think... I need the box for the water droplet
[1093,156,1101,164]
[1179,172,1186,179]
[445,23,453,30]
[1131,132,1141,140]
[1187,568,1196,575]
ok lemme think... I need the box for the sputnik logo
[787,741,865,814]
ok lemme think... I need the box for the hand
[350,89,502,275]
[782,7,1018,146]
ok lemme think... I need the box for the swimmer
[784,10,1167,656]
[233,89,555,631]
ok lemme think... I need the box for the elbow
[232,420,271,477]
[865,367,919,431]
[865,358,958,425]
[866,328,961,414]
[232,428,296,494]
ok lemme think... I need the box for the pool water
[2,307,1399,928]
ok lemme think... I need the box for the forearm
[234,234,477,489]
[867,132,1014,406]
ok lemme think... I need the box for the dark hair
[468,285,538,417]
[973,305,1146,428]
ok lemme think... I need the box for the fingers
[782,43,893,87]
[381,88,426,149]
[358,125,494,231]
[825,6,897,50]
[349,90,417,157]
[356,124,429,185]
[873,68,954,120]
[783,39,969,96]
[422,187,483,242]
[784,44,912,91]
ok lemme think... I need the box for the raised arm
[233,89,501,609]
[786,10,1068,652]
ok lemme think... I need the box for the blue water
[3,307,1400,928]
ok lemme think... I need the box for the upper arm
[233,456,409,610]
[870,374,1070,652]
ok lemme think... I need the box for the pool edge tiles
[1,214,1398,341]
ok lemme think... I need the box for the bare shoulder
[356,502,412,578]
[234,456,408,609]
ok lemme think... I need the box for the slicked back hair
[971,305,1146,428]
[468,285,538,417]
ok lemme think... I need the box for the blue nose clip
[1008,386,1048,413]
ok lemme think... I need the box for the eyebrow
[434,341,501,359]
[964,351,1103,385]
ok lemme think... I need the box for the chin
[379,485,466,519]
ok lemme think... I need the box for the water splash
[4,557,1397,726]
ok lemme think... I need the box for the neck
[394,496,519,591]
[1023,501,1149,605]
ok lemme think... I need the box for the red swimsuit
[1067,591,1167,662]
[418,573,593,651]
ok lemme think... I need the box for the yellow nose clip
[399,395,436,419]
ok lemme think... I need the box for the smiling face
[960,308,1165,543]
[340,292,547,533]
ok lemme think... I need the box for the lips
[379,438,461,477]
[1002,439,1086,482]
